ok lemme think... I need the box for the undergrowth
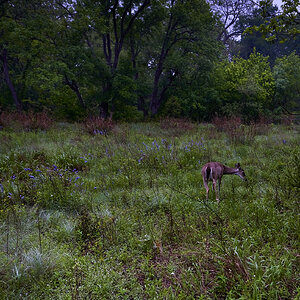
[0,121,299,299]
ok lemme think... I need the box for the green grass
[0,122,299,299]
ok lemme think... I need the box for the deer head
[235,163,247,181]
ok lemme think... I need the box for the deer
[201,162,247,203]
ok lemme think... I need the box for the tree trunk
[130,37,148,117]
[99,101,109,119]
[149,10,174,116]
[99,81,112,118]
[1,48,22,110]
[138,96,148,117]
[64,76,86,108]
[150,63,164,115]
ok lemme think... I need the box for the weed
[0,122,299,299]
[83,116,114,135]
[0,110,53,131]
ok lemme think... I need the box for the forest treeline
[0,0,299,122]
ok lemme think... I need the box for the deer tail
[206,166,211,181]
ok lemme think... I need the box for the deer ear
[235,163,240,168]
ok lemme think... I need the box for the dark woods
[0,0,299,122]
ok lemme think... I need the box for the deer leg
[218,178,221,201]
[213,179,219,203]
[203,178,209,200]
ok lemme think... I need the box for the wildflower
[0,184,4,193]
[29,175,35,179]
[11,175,16,180]
[282,139,286,144]
[36,169,42,173]
[24,168,32,171]
[75,176,80,180]
[94,187,97,189]
[53,165,58,170]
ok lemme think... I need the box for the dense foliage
[0,121,299,298]
[249,0,300,42]
[1,0,299,121]
[1,1,299,297]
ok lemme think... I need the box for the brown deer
[201,162,247,202]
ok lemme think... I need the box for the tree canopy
[0,0,299,121]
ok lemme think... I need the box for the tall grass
[0,120,299,299]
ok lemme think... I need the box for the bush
[83,116,114,135]
[160,118,195,131]
[211,51,275,122]
[0,110,53,131]
[113,104,144,122]
[212,116,271,144]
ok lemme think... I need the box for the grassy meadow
[0,120,299,299]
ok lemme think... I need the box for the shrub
[113,103,144,122]
[160,118,195,131]
[212,115,272,144]
[212,51,275,122]
[0,110,53,131]
[83,116,114,135]
[212,116,251,144]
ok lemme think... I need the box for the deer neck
[223,166,238,175]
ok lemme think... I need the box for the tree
[73,0,150,117]
[273,52,300,112]
[212,51,275,121]
[209,0,256,44]
[235,5,300,65]
[149,0,218,115]
[0,0,28,110]
[247,0,300,42]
